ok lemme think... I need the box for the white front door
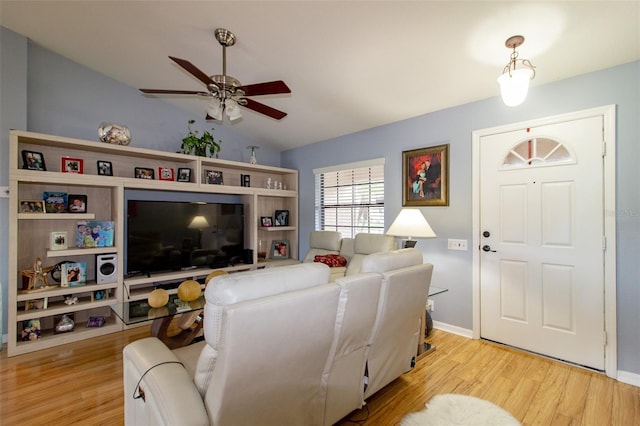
[478,115,606,370]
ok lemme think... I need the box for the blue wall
[282,61,640,376]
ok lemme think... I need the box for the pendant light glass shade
[497,68,533,107]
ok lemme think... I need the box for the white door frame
[471,105,617,378]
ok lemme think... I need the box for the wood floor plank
[2,328,638,425]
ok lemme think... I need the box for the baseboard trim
[617,370,640,387]
[433,321,473,339]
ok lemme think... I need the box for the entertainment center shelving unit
[7,130,298,356]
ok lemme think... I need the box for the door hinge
[602,140,606,157]
[602,236,607,251]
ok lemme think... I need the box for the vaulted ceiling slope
[1,1,638,150]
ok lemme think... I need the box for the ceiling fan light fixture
[206,100,223,121]
[225,99,242,121]
[497,35,536,107]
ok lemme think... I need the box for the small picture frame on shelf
[50,231,68,251]
[21,319,42,341]
[97,160,113,176]
[61,262,87,287]
[241,174,251,187]
[68,194,87,213]
[134,167,155,179]
[61,157,84,174]
[271,239,289,259]
[91,289,110,302]
[19,199,45,213]
[43,191,68,213]
[274,210,289,226]
[261,216,273,227]
[21,150,46,171]
[158,167,175,181]
[24,298,48,311]
[75,220,114,248]
[177,168,192,182]
[205,169,224,185]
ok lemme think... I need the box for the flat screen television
[125,197,245,276]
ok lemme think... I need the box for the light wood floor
[1,328,638,425]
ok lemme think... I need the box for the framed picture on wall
[402,144,449,206]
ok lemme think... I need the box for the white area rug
[401,394,521,426]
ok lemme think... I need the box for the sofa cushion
[310,230,342,251]
[314,254,348,267]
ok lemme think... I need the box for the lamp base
[403,240,418,248]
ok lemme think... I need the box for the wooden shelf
[8,129,298,356]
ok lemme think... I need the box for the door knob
[483,231,490,238]
[482,245,496,252]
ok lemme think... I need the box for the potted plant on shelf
[180,119,222,158]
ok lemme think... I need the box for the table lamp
[386,208,436,248]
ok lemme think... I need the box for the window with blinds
[314,159,385,237]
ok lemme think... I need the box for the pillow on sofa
[314,254,348,267]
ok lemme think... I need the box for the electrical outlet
[447,239,468,251]
[427,299,434,312]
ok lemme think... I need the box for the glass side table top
[429,286,448,297]
[111,294,204,326]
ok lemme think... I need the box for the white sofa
[123,248,433,426]
[302,231,396,281]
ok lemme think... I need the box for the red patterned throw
[314,254,348,267]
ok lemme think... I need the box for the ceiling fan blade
[140,89,209,95]
[241,98,287,120]
[169,56,216,87]
[238,80,291,96]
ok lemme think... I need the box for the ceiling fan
[140,28,291,121]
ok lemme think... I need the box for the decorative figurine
[246,145,259,164]
[266,178,272,189]
[20,257,55,291]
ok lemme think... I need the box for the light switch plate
[448,239,468,251]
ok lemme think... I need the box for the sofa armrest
[123,337,209,426]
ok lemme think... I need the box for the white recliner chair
[302,230,342,262]
[123,263,340,426]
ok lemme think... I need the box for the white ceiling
[1,1,638,151]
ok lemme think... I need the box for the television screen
[126,199,245,275]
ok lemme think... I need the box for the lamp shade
[497,68,533,107]
[386,208,436,240]
[188,215,210,229]
[225,99,242,121]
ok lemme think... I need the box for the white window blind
[314,159,385,237]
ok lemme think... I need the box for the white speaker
[96,254,117,284]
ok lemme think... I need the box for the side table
[417,286,448,358]
[112,295,205,349]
